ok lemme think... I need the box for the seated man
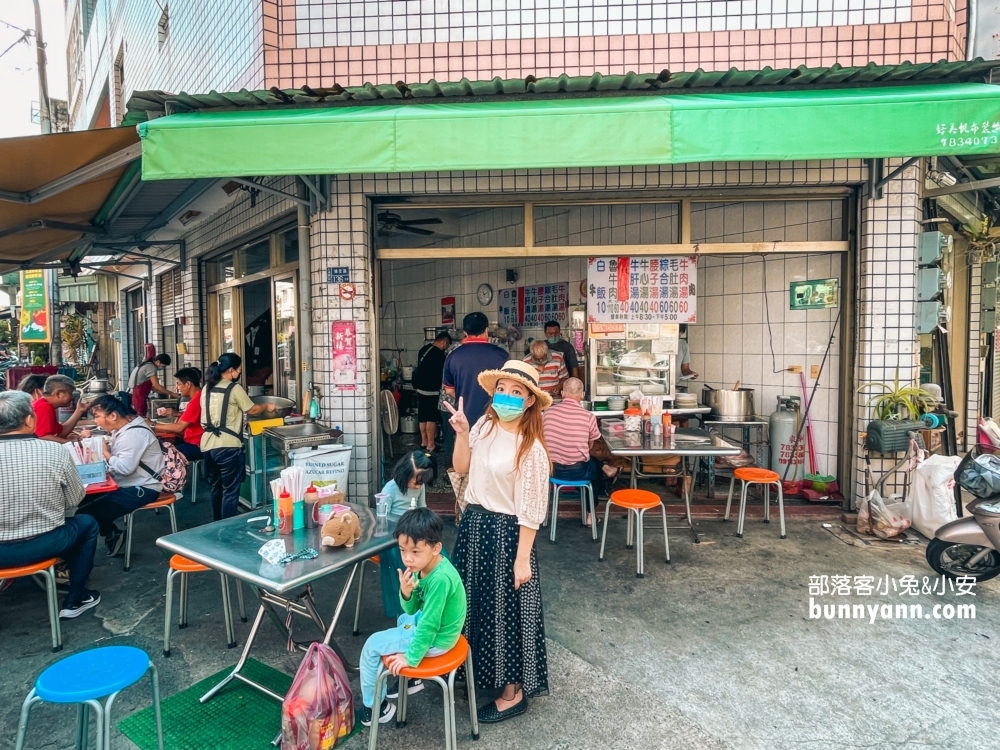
[33,374,89,444]
[154,367,204,461]
[77,394,166,557]
[542,378,621,495]
[0,392,100,618]
[523,340,568,397]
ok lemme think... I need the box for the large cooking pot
[702,385,755,421]
[250,395,295,418]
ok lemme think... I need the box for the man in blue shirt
[442,312,508,427]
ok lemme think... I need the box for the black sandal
[477,691,526,724]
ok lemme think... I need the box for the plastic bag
[856,491,874,535]
[867,492,911,539]
[281,642,354,750]
[907,454,960,538]
[957,452,1000,498]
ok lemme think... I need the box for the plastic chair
[163,554,247,657]
[723,467,786,539]
[188,459,203,504]
[124,492,178,572]
[369,635,479,750]
[599,489,670,578]
[548,478,597,544]
[14,645,163,750]
[0,558,61,652]
[353,555,380,636]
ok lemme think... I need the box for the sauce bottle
[642,409,651,434]
[278,489,293,535]
[303,484,320,528]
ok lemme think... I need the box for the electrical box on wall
[917,268,942,301]
[982,311,997,333]
[917,301,941,334]
[918,231,952,266]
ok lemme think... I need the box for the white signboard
[586,256,698,324]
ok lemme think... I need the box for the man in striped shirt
[542,378,620,495]
[523,340,568,397]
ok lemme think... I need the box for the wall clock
[477,283,494,305]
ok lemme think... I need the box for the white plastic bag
[907,454,960,538]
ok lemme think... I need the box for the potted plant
[858,369,935,421]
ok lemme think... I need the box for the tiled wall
[967,257,982,450]
[267,0,966,88]
[691,254,842,476]
[854,162,920,497]
[70,0,266,130]
[380,256,589,361]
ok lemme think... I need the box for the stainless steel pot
[702,385,755,421]
[250,395,296,418]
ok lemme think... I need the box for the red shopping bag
[281,642,354,749]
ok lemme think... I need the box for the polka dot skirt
[453,505,549,698]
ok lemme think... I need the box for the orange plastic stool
[353,555,382,636]
[369,635,479,750]
[0,558,61,652]
[724,467,786,539]
[124,493,178,572]
[599,489,670,577]
[163,555,246,657]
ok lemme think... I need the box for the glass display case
[588,324,678,404]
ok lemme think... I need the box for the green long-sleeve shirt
[399,557,467,667]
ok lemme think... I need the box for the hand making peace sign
[443,396,470,435]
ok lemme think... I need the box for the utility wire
[0,30,31,61]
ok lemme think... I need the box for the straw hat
[477,359,554,410]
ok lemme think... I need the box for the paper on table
[280,466,306,502]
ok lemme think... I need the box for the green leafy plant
[858,369,934,421]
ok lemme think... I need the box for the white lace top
[466,416,550,529]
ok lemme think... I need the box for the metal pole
[32,0,51,134]
[296,179,314,415]
[48,269,61,364]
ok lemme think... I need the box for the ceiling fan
[376,211,443,237]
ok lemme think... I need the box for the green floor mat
[118,658,361,749]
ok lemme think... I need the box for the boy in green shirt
[358,507,467,726]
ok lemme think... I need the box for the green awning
[138,83,1000,181]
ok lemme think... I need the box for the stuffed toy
[320,509,362,548]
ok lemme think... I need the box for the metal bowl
[250,395,296,418]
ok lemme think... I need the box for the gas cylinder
[769,396,804,481]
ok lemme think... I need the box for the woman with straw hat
[444,359,551,723]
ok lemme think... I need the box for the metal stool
[188,459,203,504]
[124,492,178,572]
[0,558,61,652]
[353,554,381,635]
[14,645,163,750]
[163,554,247,657]
[724,467,787,539]
[599,489,670,578]
[369,635,479,750]
[548,478,597,543]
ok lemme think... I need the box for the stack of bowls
[607,396,627,411]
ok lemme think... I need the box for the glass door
[274,276,298,404]
[241,279,273,395]
[219,291,235,353]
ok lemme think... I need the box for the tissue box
[76,461,107,486]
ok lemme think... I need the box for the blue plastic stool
[548,478,597,544]
[14,646,163,750]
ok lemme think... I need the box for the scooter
[926,451,1000,582]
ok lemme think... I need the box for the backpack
[125,422,189,493]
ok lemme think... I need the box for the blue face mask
[492,392,526,422]
[546,336,560,345]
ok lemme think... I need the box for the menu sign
[19,269,51,343]
[587,256,697,324]
[498,282,569,327]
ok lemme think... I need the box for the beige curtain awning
[0,127,141,269]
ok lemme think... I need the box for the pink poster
[331,320,357,391]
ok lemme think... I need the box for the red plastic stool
[599,489,670,577]
[724,467,786,539]
[124,493,177,572]
[369,635,479,750]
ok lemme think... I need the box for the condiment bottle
[303,484,320,529]
[278,489,293,535]
[642,409,651,434]
[662,411,672,430]
[293,493,305,531]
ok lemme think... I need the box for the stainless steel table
[600,427,740,542]
[156,504,398,705]
[701,417,769,497]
